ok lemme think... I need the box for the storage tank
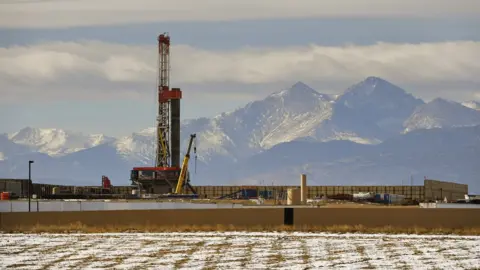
[287,188,301,205]
[0,192,10,200]
[353,192,374,200]
[132,189,138,196]
[300,174,307,204]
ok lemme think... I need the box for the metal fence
[0,201,244,212]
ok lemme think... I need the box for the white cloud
[0,40,479,102]
[0,0,479,28]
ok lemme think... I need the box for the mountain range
[2,77,480,193]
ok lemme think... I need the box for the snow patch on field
[0,232,479,269]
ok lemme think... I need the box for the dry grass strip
[2,222,480,235]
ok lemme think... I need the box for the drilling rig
[130,33,196,196]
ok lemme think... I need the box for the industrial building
[0,178,468,203]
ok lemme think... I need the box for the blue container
[243,189,257,198]
[384,194,390,204]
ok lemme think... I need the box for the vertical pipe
[171,96,180,168]
[28,162,31,212]
[301,174,307,204]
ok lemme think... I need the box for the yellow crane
[175,133,196,194]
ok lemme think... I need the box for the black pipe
[171,97,181,168]
[284,208,294,226]
[28,160,34,212]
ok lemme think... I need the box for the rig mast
[156,33,171,167]
[156,33,181,168]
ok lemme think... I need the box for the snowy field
[0,232,479,269]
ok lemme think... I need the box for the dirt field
[1,232,479,269]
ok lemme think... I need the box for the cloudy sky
[1,0,479,136]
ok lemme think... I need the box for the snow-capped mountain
[181,77,424,163]
[2,78,476,165]
[462,101,480,111]
[8,127,115,157]
[331,76,424,141]
[404,98,480,133]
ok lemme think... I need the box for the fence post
[37,200,39,212]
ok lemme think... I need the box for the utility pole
[28,160,34,212]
